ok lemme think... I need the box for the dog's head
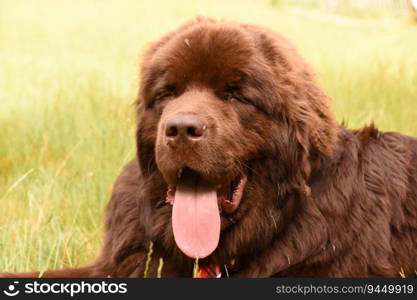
[136,18,338,262]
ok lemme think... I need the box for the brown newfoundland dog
[2,18,417,278]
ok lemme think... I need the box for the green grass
[0,0,416,272]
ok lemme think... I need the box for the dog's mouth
[165,167,247,259]
[166,168,248,214]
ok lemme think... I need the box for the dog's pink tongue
[172,174,220,259]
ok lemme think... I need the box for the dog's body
[2,18,416,278]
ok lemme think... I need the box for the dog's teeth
[177,168,183,179]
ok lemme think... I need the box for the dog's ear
[252,28,338,186]
[257,29,339,159]
[135,29,170,176]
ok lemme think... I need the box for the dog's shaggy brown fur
[2,18,416,277]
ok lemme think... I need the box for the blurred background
[0,0,416,272]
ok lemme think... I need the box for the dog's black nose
[165,115,206,142]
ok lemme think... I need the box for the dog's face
[136,20,337,262]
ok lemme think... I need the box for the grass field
[0,0,416,273]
